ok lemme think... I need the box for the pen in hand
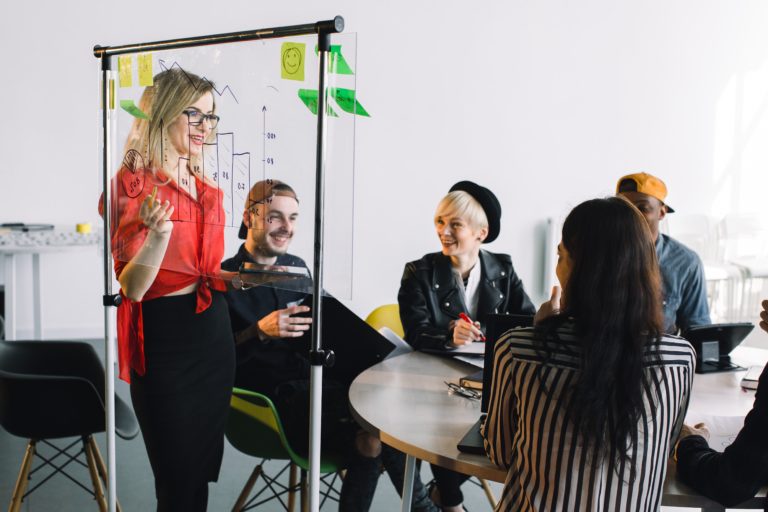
[149,185,158,208]
[458,312,486,341]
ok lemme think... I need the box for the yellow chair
[364,304,404,338]
[364,304,498,509]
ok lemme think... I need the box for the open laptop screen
[481,314,534,412]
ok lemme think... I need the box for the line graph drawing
[158,59,240,104]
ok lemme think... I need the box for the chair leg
[300,469,308,512]
[232,465,262,512]
[479,477,497,509]
[287,463,298,512]
[8,440,36,512]
[87,437,123,512]
[84,437,108,512]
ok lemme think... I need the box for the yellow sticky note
[281,42,305,81]
[118,56,133,88]
[138,53,153,87]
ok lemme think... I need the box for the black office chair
[0,340,139,512]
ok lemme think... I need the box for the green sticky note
[329,46,354,75]
[315,45,354,75]
[281,42,305,81]
[120,99,149,119]
[329,88,370,117]
[297,89,339,117]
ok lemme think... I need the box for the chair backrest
[226,388,341,472]
[667,214,718,262]
[0,341,106,439]
[365,304,404,338]
[718,213,768,261]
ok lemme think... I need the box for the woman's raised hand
[140,193,174,236]
[534,286,562,325]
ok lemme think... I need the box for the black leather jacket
[398,251,535,351]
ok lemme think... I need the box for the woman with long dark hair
[483,197,695,511]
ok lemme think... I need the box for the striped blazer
[482,323,695,511]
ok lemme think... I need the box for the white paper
[450,341,486,355]
[379,327,413,359]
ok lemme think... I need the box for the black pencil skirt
[130,291,235,511]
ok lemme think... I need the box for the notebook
[297,295,397,386]
[456,314,534,454]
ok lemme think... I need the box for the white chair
[666,214,744,323]
[717,214,768,321]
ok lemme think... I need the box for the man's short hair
[238,180,299,239]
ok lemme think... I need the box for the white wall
[1,0,767,336]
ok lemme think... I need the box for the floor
[0,338,738,511]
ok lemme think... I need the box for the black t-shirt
[221,245,310,393]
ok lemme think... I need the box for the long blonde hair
[122,68,217,178]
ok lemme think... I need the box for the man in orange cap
[617,172,711,333]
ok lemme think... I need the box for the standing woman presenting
[100,68,234,511]
[398,180,535,512]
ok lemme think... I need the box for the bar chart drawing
[201,132,251,227]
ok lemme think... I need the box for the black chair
[0,340,139,512]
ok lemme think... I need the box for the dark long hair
[542,197,663,466]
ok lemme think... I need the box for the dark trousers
[430,464,471,507]
[339,444,437,512]
[131,292,235,512]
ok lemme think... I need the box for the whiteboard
[106,33,361,298]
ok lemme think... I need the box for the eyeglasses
[444,381,480,401]
[182,109,220,129]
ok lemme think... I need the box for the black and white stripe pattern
[482,323,695,511]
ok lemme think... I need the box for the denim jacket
[657,233,711,333]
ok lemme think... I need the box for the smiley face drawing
[283,48,302,74]
[281,43,305,81]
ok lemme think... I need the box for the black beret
[449,180,501,244]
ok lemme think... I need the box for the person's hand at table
[534,285,562,325]
[760,299,768,334]
[679,422,711,442]
[257,305,312,340]
[451,317,483,347]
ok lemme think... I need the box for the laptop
[682,323,754,373]
[456,314,534,454]
[298,294,397,386]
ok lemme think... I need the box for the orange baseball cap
[616,172,675,213]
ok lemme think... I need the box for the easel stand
[95,16,344,512]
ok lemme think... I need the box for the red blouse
[99,167,227,382]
